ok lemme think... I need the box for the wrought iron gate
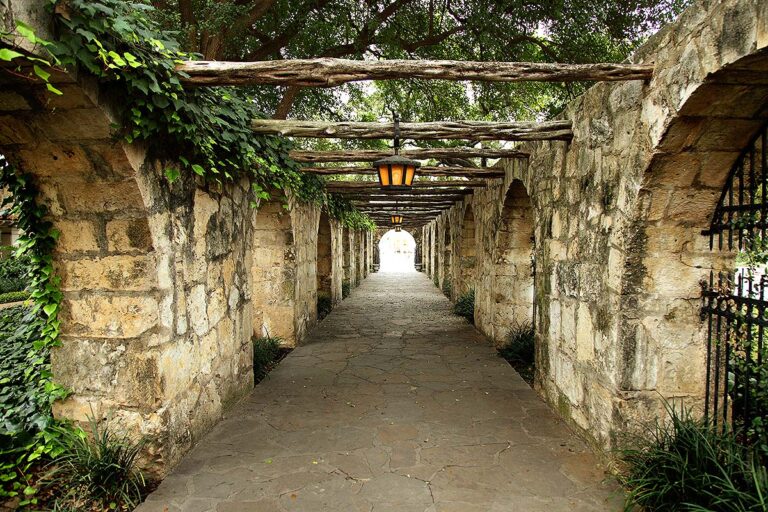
[701,123,768,439]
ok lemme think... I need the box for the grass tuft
[45,416,146,510]
[498,321,535,385]
[253,335,283,383]
[621,404,768,511]
[453,290,474,324]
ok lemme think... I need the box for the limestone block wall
[329,218,344,305]
[289,198,321,344]
[345,228,358,288]
[251,199,295,340]
[0,72,254,476]
[317,212,333,299]
[431,0,768,450]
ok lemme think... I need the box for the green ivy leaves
[50,0,373,230]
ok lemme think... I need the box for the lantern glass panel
[390,164,404,186]
[405,166,415,186]
[378,165,391,186]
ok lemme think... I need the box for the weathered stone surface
[138,273,620,511]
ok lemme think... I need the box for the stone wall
[0,70,255,475]
[425,0,768,450]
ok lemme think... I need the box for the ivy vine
[49,0,373,230]
[0,156,68,505]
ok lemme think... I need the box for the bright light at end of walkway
[379,229,416,273]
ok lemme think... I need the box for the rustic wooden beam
[326,180,487,189]
[291,148,529,162]
[303,166,505,178]
[179,58,654,87]
[335,190,472,197]
[252,119,572,141]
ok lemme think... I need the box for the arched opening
[494,180,535,344]
[441,222,452,295]
[431,226,438,281]
[458,205,476,296]
[316,212,333,319]
[378,229,416,272]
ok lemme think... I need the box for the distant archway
[378,229,416,272]
[442,222,452,294]
[493,180,535,344]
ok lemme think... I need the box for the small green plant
[453,290,475,324]
[0,290,30,304]
[442,278,453,298]
[621,404,768,511]
[253,335,282,383]
[317,293,333,320]
[46,417,146,510]
[498,321,535,384]
[341,280,351,299]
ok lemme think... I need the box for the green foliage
[46,418,146,510]
[151,0,689,123]
[341,280,351,299]
[252,335,283,383]
[453,290,475,324]
[499,321,535,363]
[442,278,452,299]
[49,0,373,230]
[317,293,333,320]
[498,321,535,384]
[0,158,67,504]
[621,404,768,511]
[0,291,31,304]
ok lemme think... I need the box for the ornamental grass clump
[252,335,283,383]
[621,404,768,511]
[453,290,475,324]
[45,418,146,511]
[498,321,535,384]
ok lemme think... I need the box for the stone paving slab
[137,271,624,512]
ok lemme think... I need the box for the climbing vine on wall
[0,156,68,504]
[49,0,373,230]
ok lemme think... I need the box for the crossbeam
[333,189,472,196]
[326,180,487,189]
[179,58,654,87]
[303,166,505,178]
[252,119,572,141]
[290,148,528,162]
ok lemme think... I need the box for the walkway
[138,272,623,512]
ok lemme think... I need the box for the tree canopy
[151,0,687,129]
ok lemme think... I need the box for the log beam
[252,119,572,141]
[303,166,505,178]
[290,148,529,162]
[326,180,487,189]
[179,58,654,87]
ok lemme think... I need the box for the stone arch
[0,71,255,476]
[492,180,535,345]
[441,219,452,293]
[316,211,333,301]
[457,204,477,296]
[378,228,416,272]
[624,50,768,422]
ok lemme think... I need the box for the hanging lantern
[375,114,420,190]
[390,214,403,225]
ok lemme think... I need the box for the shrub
[0,277,26,294]
[621,404,768,511]
[0,290,30,304]
[253,335,282,383]
[0,247,32,283]
[453,290,475,324]
[342,280,351,299]
[498,321,535,384]
[317,293,333,320]
[442,278,452,298]
[46,417,146,510]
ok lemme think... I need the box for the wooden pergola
[177,57,653,229]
